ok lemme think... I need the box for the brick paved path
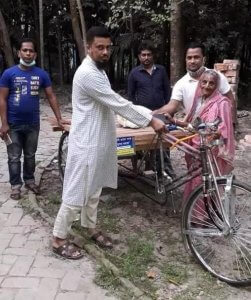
[0,104,116,300]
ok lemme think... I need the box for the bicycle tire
[182,178,251,285]
[58,131,69,182]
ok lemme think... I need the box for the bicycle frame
[120,118,234,223]
[118,132,202,205]
[177,121,235,235]
[118,126,222,208]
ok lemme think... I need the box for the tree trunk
[33,0,41,65]
[0,9,14,66]
[76,0,87,56]
[129,9,135,68]
[69,0,85,61]
[47,44,52,76]
[161,22,169,70]
[39,0,44,68]
[57,25,64,86]
[170,0,185,86]
[66,41,70,83]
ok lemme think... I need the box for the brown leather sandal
[91,231,113,249]
[53,242,84,259]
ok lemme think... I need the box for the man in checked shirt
[52,26,166,259]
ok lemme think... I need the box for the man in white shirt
[153,42,236,124]
[52,26,166,259]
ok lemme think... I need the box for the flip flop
[53,241,84,259]
[91,231,113,249]
[10,188,21,200]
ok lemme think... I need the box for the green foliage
[106,0,171,29]
[120,236,155,279]
[1,0,251,89]
[95,265,121,290]
[104,235,157,297]
[98,209,122,233]
[182,0,251,63]
[161,262,188,285]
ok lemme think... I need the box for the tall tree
[39,0,44,68]
[69,0,85,61]
[32,0,41,65]
[170,0,185,85]
[106,0,171,85]
[76,0,87,56]
[0,9,14,66]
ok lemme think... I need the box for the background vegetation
[0,0,250,101]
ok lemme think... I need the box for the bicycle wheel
[182,178,251,285]
[58,131,69,182]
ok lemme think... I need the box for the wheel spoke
[236,232,251,239]
[232,237,251,278]
[184,228,222,237]
[183,179,251,284]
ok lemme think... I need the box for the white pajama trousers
[53,188,102,239]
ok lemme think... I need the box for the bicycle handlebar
[165,124,187,132]
[165,117,222,135]
[197,117,222,131]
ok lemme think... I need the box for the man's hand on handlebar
[163,112,175,123]
[149,117,166,133]
[56,118,71,130]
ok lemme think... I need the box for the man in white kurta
[52,26,165,259]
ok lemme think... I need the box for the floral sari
[183,88,235,202]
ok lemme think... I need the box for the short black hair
[138,41,155,55]
[18,38,37,52]
[185,42,205,57]
[86,26,111,44]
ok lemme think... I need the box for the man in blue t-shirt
[0,38,63,200]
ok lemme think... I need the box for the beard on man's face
[95,60,109,70]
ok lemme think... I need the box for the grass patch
[47,193,61,205]
[36,193,61,217]
[161,262,188,285]
[120,236,155,279]
[95,265,121,290]
[105,235,157,298]
[95,265,143,300]
[98,209,121,234]
[72,224,158,298]
[94,235,158,299]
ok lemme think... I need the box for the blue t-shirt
[0,65,52,125]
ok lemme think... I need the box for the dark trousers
[7,124,40,187]
[155,149,175,178]
[145,149,175,178]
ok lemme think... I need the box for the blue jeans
[7,124,40,187]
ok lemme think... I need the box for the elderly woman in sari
[170,69,235,202]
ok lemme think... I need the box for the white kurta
[62,56,152,206]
